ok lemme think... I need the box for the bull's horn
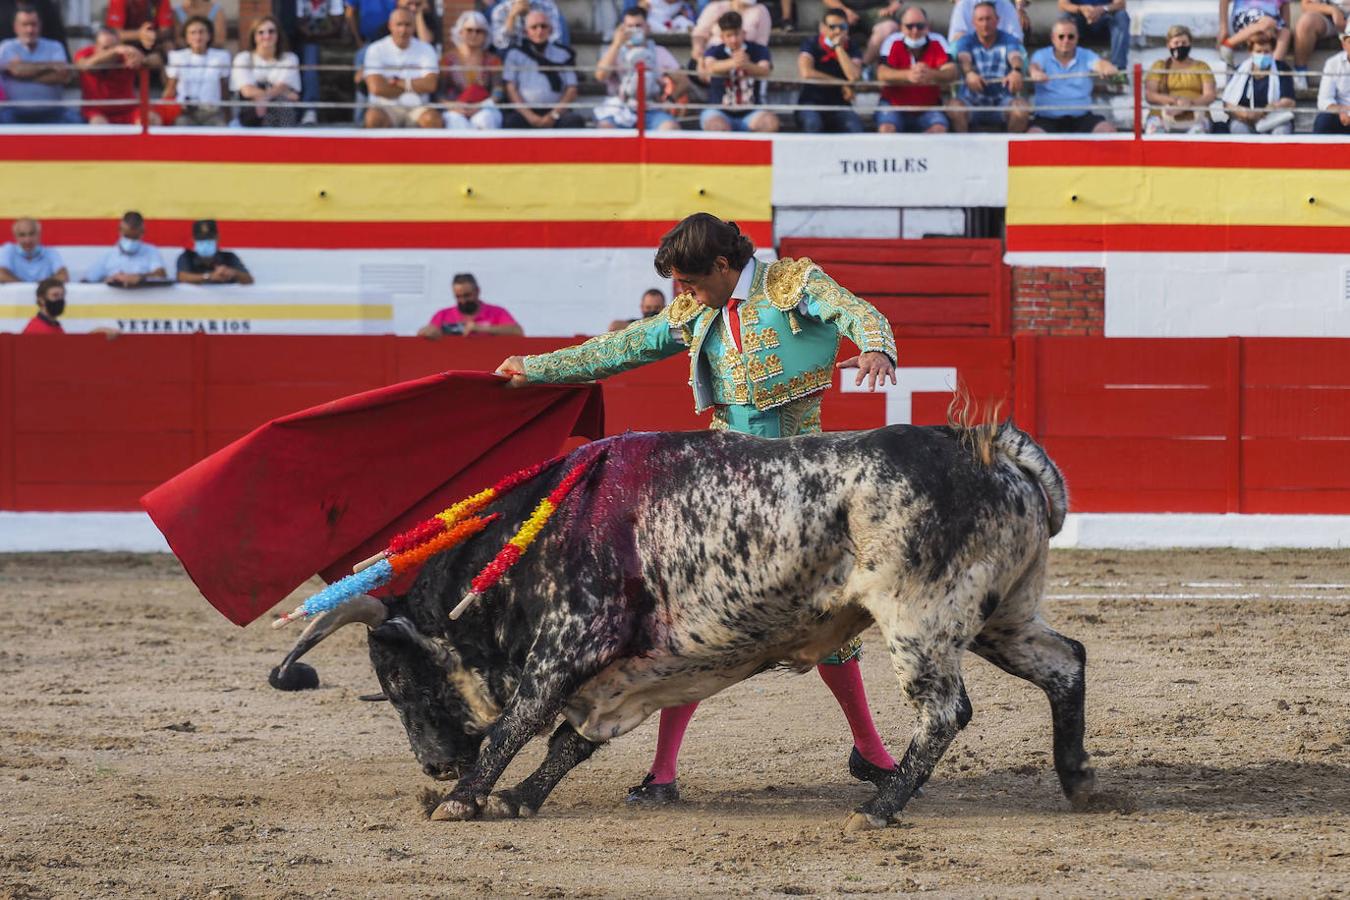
[269,595,388,691]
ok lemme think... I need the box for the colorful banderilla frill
[272,458,561,629]
[450,449,603,620]
[272,450,603,629]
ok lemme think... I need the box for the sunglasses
[1054,33,1078,40]
[902,22,927,30]
[463,26,486,32]
[825,22,847,30]
[527,23,551,30]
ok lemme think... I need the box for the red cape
[141,372,603,626]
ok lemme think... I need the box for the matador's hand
[836,351,897,391]
[494,355,530,388]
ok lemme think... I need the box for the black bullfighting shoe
[625,773,681,806]
[848,748,925,797]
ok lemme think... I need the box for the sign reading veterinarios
[1,283,392,335]
[772,134,1009,209]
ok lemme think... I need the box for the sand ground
[1,549,1348,898]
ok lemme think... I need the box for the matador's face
[670,259,738,310]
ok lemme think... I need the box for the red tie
[725,298,742,353]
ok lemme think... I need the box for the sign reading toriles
[773,135,1009,209]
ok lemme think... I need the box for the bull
[273,420,1095,831]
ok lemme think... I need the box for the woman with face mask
[1222,30,1297,133]
[1144,25,1217,133]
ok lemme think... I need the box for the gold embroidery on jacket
[751,364,834,410]
[667,292,702,326]
[764,353,784,377]
[765,257,817,310]
[743,327,780,353]
[778,394,823,436]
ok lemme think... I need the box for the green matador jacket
[522,257,898,438]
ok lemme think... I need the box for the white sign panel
[773,134,1009,209]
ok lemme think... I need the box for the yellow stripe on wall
[0,162,772,224]
[1007,166,1350,227]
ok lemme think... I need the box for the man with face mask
[0,218,68,283]
[176,220,252,285]
[22,278,66,334]
[876,5,958,133]
[417,273,524,339]
[83,211,168,287]
[608,288,667,332]
[494,212,900,806]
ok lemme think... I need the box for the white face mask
[902,33,927,50]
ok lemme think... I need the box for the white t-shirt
[363,36,439,105]
[166,47,232,104]
[230,51,302,93]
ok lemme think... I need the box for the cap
[192,219,218,240]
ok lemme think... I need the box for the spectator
[440,10,503,130]
[1144,25,1216,133]
[1219,0,1290,66]
[0,0,67,50]
[281,0,347,127]
[162,15,231,125]
[1313,20,1350,133]
[22,277,66,334]
[106,0,174,71]
[346,0,398,45]
[594,5,684,130]
[489,0,568,53]
[700,9,776,131]
[0,6,77,124]
[363,0,440,46]
[176,220,253,285]
[417,273,524,338]
[796,7,863,133]
[84,211,169,286]
[608,288,666,331]
[1057,0,1130,71]
[875,6,956,133]
[948,0,1023,42]
[232,15,302,127]
[172,0,227,48]
[76,25,153,125]
[362,7,441,128]
[0,218,68,283]
[824,0,898,67]
[949,0,1029,132]
[1027,16,1118,133]
[1294,0,1348,88]
[502,10,584,128]
[771,0,797,31]
[692,0,769,59]
[1222,29,1296,132]
[641,0,697,35]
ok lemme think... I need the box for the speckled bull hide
[274,423,1096,831]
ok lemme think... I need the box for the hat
[192,219,218,240]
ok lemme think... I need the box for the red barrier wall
[2,334,1347,514]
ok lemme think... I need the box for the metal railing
[1,58,1340,137]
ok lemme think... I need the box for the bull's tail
[994,424,1068,537]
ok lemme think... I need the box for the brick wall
[1011,266,1105,336]
[238,0,268,46]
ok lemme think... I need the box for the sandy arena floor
[1,549,1348,898]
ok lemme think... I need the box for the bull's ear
[269,595,389,691]
[369,616,424,646]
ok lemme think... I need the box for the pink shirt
[428,301,519,334]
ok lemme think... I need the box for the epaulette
[764,257,819,311]
[666,291,702,326]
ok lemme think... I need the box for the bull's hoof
[430,797,479,821]
[843,811,888,833]
[481,790,528,820]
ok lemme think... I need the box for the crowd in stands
[0,0,1348,132]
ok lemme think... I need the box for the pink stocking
[817,658,896,769]
[648,701,699,784]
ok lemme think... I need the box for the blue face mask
[118,236,142,254]
[1251,52,1272,70]
[195,239,218,258]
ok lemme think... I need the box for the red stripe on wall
[1006,224,1350,254]
[15,218,775,250]
[0,133,774,167]
[1008,140,1350,170]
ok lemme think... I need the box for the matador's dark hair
[653,213,756,278]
